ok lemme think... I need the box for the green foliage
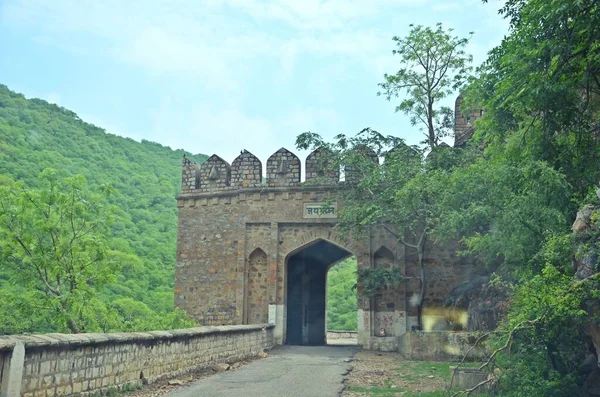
[488,264,595,396]
[297,129,472,329]
[470,0,600,201]
[327,257,358,331]
[302,4,600,393]
[0,85,204,334]
[454,3,600,393]
[0,170,119,332]
[297,129,430,241]
[378,23,473,149]
[356,266,408,298]
[486,211,600,395]
[433,157,571,272]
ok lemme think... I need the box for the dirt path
[343,351,455,396]
[123,347,460,397]
[160,345,357,397]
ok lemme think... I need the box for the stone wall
[399,331,487,361]
[326,331,358,340]
[177,139,485,350]
[454,95,482,147]
[176,185,360,327]
[403,239,484,331]
[0,324,273,397]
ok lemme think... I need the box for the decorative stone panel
[231,150,262,188]
[266,148,300,187]
[247,248,268,324]
[373,246,401,336]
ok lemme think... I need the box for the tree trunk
[416,237,426,331]
[59,301,82,333]
[66,317,82,334]
[427,101,436,150]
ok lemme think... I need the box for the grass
[347,385,448,396]
[344,352,492,397]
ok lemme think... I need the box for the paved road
[327,338,357,346]
[164,345,358,397]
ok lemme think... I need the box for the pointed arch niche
[246,248,268,324]
[373,246,395,269]
[372,246,402,337]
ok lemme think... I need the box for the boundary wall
[399,331,487,361]
[0,324,273,397]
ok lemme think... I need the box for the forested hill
[0,84,207,334]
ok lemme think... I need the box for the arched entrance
[285,239,352,345]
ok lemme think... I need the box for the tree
[297,129,449,330]
[378,23,473,150]
[0,169,119,333]
[327,257,358,331]
[440,1,600,394]
[434,157,570,273]
[469,0,600,201]
[0,84,204,334]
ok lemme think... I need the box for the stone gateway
[175,98,482,351]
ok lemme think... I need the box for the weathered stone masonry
[0,324,273,397]
[176,138,483,350]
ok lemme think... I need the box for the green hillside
[0,85,207,334]
[327,257,358,331]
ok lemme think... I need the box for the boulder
[573,205,596,232]
[212,363,230,372]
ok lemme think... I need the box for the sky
[0,0,508,165]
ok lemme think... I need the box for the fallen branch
[478,317,542,372]
[448,317,543,396]
[449,331,492,389]
[451,377,494,397]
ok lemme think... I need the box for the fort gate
[175,135,481,350]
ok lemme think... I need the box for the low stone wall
[399,332,487,361]
[0,324,274,397]
[326,331,357,340]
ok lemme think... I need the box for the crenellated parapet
[181,147,355,196]
[306,147,338,184]
[345,145,378,185]
[181,156,200,193]
[180,144,418,196]
[266,148,301,187]
[231,150,262,188]
[199,154,231,190]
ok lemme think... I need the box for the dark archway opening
[286,239,352,346]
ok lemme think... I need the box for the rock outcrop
[572,203,600,395]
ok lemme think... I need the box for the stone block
[450,367,489,393]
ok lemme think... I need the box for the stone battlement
[180,146,378,195]
[181,93,482,196]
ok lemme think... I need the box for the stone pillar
[270,223,285,344]
[0,342,24,397]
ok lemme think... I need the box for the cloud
[44,92,62,105]
[431,2,461,12]
[1,0,507,161]
[149,93,345,163]
[223,0,429,30]
[0,0,421,82]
